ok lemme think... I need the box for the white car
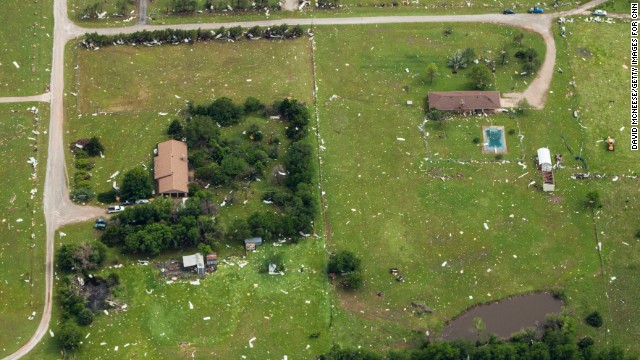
[592,9,607,16]
[135,199,150,204]
[107,205,124,214]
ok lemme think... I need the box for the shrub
[97,189,118,204]
[120,167,154,201]
[472,137,481,144]
[107,273,121,287]
[71,187,94,203]
[76,308,94,326]
[244,97,265,114]
[247,123,264,141]
[495,154,504,161]
[586,191,602,209]
[578,336,594,349]
[508,129,516,135]
[75,158,94,171]
[585,311,603,327]
[168,119,184,140]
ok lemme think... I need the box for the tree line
[83,25,307,49]
[320,314,636,360]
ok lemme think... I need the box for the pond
[439,293,563,341]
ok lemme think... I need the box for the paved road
[0,93,51,103]
[1,0,608,358]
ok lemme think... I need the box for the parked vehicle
[592,9,607,16]
[528,7,543,13]
[107,205,124,214]
[135,199,150,204]
[94,218,107,230]
[120,200,134,206]
[503,9,515,14]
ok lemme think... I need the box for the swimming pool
[482,126,507,154]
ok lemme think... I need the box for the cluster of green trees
[55,242,120,352]
[320,315,635,360]
[327,250,364,290]
[446,48,494,90]
[71,137,105,203]
[97,166,155,203]
[101,196,223,256]
[83,24,305,49]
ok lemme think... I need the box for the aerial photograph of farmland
[0,0,638,359]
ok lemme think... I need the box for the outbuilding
[183,253,205,275]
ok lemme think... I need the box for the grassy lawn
[312,22,631,351]
[0,0,53,96]
[557,20,634,175]
[64,38,313,198]
[68,0,140,27]
[0,103,49,357]
[598,0,632,14]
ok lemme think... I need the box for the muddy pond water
[439,293,563,341]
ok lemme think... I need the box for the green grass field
[598,0,632,14]
[25,20,640,359]
[313,22,638,353]
[0,0,53,96]
[0,103,49,357]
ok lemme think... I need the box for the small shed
[206,253,218,266]
[183,253,205,275]
[537,148,553,171]
[244,237,263,251]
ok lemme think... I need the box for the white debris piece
[238,261,248,268]
[114,346,119,351]
[49,329,54,337]
[441,261,448,267]
[110,171,120,179]
[612,176,619,182]
[249,337,256,348]
[262,200,273,204]
[486,268,492,273]
[104,310,109,316]
[397,137,405,141]
[483,223,489,230]
[190,280,200,285]
[13,61,20,69]
[158,112,168,116]
[16,218,23,223]
[189,301,194,310]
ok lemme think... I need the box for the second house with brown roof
[428,91,501,113]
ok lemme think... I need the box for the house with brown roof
[154,140,189,197]
[428,91,501,113]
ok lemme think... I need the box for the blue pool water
[484,127,506,152]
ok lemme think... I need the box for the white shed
[537,148,553,172]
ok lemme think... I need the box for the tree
[327,251,361,274]
[284,142,313,189]
[340,272,364,290]
[120,167,154,201]
[447,50,468,73]
[207,97,244,126]
[468,65,494,90]
[84,136,105,157]
[424,63,439,84]
[58,321,82,351]
[167,119,183,140]
[462,47,476,62]
[515,98,532,116]
[58,242,107,272]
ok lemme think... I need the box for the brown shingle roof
[154,140,188,194]
[428,91,501,111]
